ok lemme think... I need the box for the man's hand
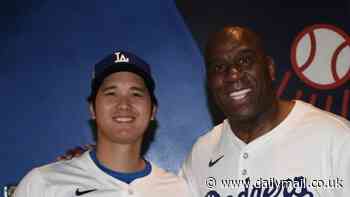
[56,144,95,161]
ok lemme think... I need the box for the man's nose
[224,65,242,82]
[116,96,132,110]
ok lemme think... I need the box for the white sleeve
[14,168,46,197]
[179,151,201,197]
[333,134,350,197]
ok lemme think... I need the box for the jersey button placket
[239,151,249,178]
[243,152,249,159]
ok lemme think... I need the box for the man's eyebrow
[130,86,146,92]
[101,85,116,91]
[237,48,256,55]
[207,49,256,62]
[206,57,225,65]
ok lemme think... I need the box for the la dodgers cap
[91,51,155,94]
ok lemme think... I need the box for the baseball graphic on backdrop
[291,24,350,90]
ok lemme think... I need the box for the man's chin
[230,113,257,122]
[225,106,259,122]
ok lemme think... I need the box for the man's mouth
[229,88,252,100]
[112,116,135,123]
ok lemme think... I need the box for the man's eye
[104,91,115,96]
[132,91,144,97]
[237,56,253,66]
[214,64,226,72]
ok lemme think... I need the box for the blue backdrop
[1,0,349,194]
[0,0,212,192]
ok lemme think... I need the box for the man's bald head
[205,26,266,64]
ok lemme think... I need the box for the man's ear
[150,105,157,121]
[89,103,96,120]
[266,56,276,81]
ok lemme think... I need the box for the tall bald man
[180,26,350,197]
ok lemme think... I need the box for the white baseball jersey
[181,100,350,197]
[14,151,191,197]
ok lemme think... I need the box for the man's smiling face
[90,71,156,145]
[206,27,275,121]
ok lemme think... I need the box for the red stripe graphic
[341,89,349,118]
[309,94,318,105]
[324,96,333,112]
[295,90,303,100]
[277,71,292,98]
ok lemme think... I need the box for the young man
[14,51,191,197]
[180,26,350,197]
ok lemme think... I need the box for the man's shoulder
[191,121,225,154]
[146,163,191,195]
[150,162,186,182]
[182,121,226,169]
[30,151,91,182]
[15,154,90,196]
[292,100,350,143]
[296,100,350,131]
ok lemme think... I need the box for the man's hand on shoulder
[56,144,95,161]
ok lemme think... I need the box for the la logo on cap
[114,52,129,63]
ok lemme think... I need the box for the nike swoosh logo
[208,155,224,167]
[75,189,97,196]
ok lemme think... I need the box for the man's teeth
[114,117,134,122]
[229,89,251,100]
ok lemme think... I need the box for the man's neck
[229,100,295,144]
[95,140,145,173]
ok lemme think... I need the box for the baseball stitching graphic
[291,24,350,90]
